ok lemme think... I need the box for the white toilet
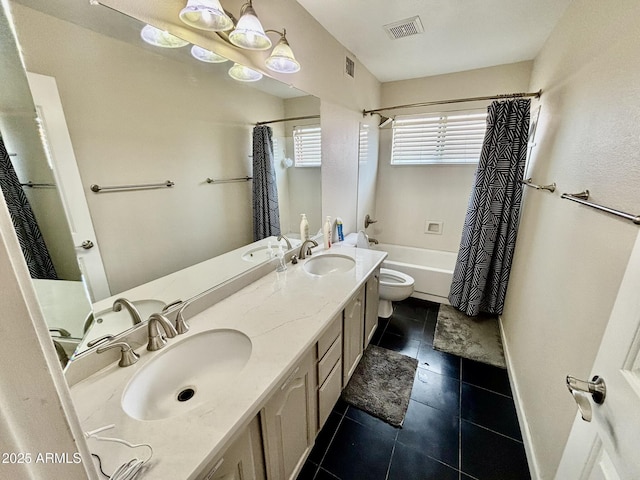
[355,231,415,318]
[378,268,415,318]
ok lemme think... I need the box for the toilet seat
[379,268,414,287]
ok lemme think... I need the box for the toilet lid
[380,268,414,286]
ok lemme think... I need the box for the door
[26,72,110,301]
[343,286,364,385]
[556,230,640,479]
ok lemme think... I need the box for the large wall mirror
[3,0,321,361]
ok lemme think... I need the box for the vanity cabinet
[342,285,365,386]
[316,312,343,429]
[261,349,317,480]
[364,268,380,348]
[198,417,265,480]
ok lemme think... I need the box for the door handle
[566,375,606,422]
[77,240,94,250]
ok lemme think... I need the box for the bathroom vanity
[69,246,385,480]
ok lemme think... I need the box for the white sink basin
[83,299,166,342]
[241,245,274,263]
[303,254,355,276]
[122,329,252,421]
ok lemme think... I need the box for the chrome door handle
[77,240,94,250]
[566,375,606,422]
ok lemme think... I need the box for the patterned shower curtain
[0,136,58,279]
[448,98,530,316]
[252,125,281,241]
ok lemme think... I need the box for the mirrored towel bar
[521,178,556,193]
[561,190,640,225]
[20,181,56,188]
[90,180,174,193]
[206,176,252,184]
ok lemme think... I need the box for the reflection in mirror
[0,7,92,367]
[356,118,380,233]
[7,0,321,358]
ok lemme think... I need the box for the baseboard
[411,292,450,304]
[499,315,542,480]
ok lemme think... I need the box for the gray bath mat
[433,304,506,368]
[341,344,418,427]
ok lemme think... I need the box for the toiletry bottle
[323,216,332,249]
[300,214,309,241]
[267,241,274,258]
[276,245,287,272]
[336,217,344,242]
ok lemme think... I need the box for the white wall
[373,62,533,251]
[501,1,640,478]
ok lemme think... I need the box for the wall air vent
[383,16,424,40]
[345,56,355,78]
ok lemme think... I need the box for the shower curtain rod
[256,114,320,126]
[362,89,542,116]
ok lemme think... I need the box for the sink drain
[177,388,196,402]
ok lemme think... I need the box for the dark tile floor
[297,297,531,480]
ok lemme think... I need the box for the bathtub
[374,243,457,304]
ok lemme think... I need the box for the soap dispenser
[323,216,332,249]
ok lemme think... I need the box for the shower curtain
[449,98,530,316]
[252,125,281,241]
[0,136,58,279]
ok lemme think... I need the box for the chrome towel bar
[90,180,174,193]
[561,190,640,225]
[20,181,56,188]
[206,176,252,184]
[521,177,556,193]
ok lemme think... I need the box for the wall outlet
[424,221,443,235]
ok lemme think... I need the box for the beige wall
[373,62,533,250]
[501,0,640,478]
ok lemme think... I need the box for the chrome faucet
[298,239,319,259]
[175,302,190,335]
[147,313,178,351]
[277,234,292,250]
[97,340,139,367]
[113,298,143,325]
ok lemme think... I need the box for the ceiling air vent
[383,16,424,40]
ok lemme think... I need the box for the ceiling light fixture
[140,24,189,48]
[228,63,263,82]
[179,0,234,31]
[264,29,300,73]
[191,45,229,63]
[228,0,271,50]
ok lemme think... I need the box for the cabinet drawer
[317,312,341,359]
[317,334,342,386]
[318,359,342,429]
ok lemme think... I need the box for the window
[293,124,321,167]
[358,125,369,164]
[390,110,487,165]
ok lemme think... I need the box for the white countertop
[70,246,386,479]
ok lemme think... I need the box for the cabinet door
[343,286,365,386]
[261,350,317,480]
[199,418,263,480]
[364,270,380,348]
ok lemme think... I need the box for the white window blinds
[358,125,369,164]
[391,110,487,165]
[293,125,321,167]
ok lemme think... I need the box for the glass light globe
[191,45,228,63]
[265,38,300,73]
[228,63,263,82]
[179,0,233,31]
[141,25,189,48]
[228,4,271,50]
